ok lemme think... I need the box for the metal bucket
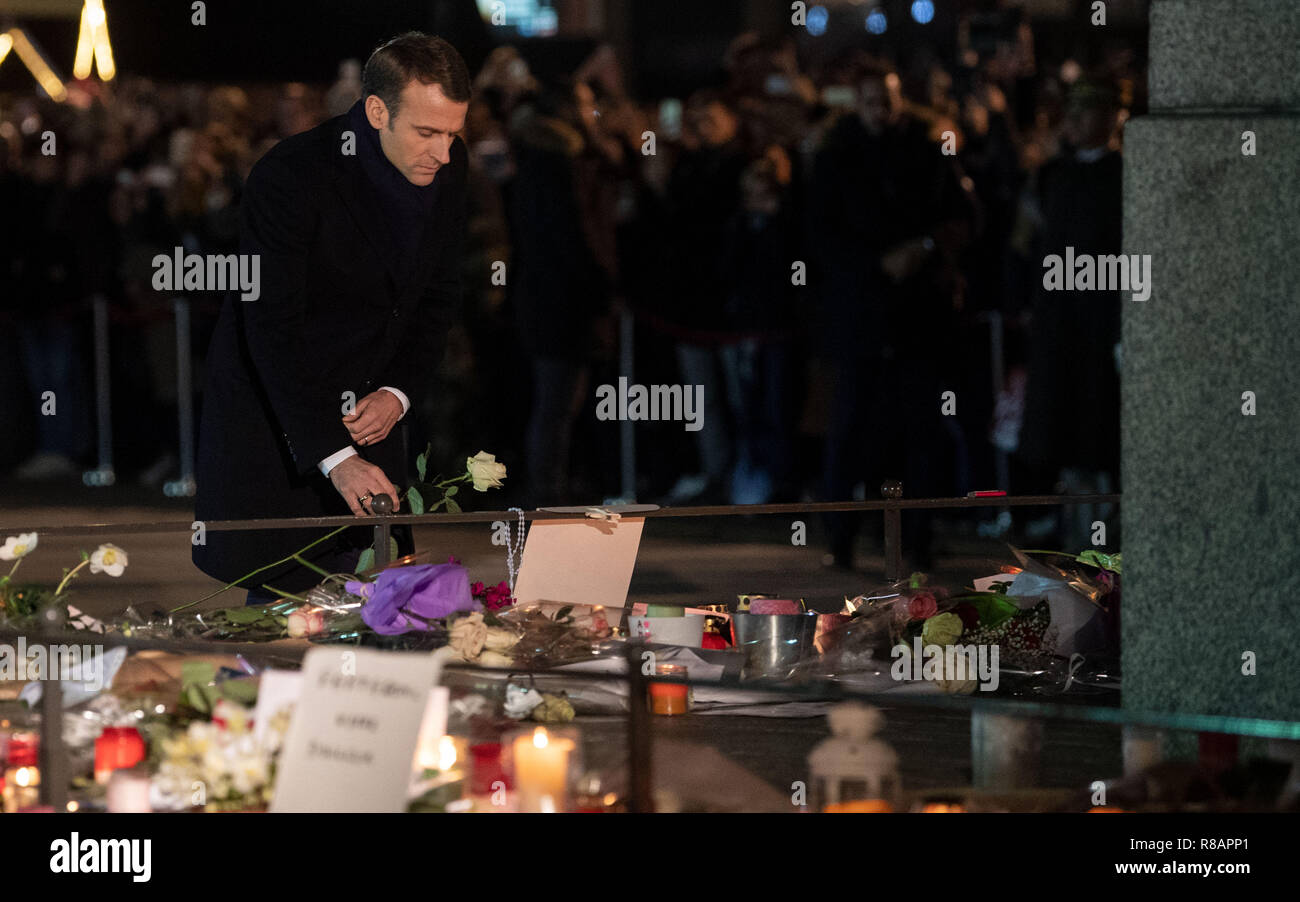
[730,612,820,680]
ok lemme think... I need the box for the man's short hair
[362,32,471,123]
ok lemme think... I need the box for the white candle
[105,770,152,813]
[512,727,574,812]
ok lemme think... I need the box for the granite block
[1149,0,1300,110]
[1123,115,1300,722]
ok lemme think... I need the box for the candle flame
[532,727,548,749]
[438,735,457,771]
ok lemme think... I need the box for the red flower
[907,592,938,620]
[447,554,461,566]
[483,581,514,611]
[471,581,486,597]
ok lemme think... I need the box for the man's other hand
[328,455,402,516]
[343,390,404,446]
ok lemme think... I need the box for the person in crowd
[654,90,748,505]
[813,60,977,570]
[507,78,613,506]
[1018,78,1123,548]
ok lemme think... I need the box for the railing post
[882,480,903,582]
[82,294,115,488]
[618,306,636,503]
[38,606,68,811]
[373,521,391,568]
[625,641,654,813]
[165,296,197,497]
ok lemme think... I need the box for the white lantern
[807,702,900,809]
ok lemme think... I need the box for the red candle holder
[94,726,146,784]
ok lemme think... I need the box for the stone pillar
[1123,1,1300,724]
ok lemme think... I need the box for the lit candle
[105,770,152,813]
[2,733,41,813]
[95,726,146,784]
[649,664,691,715]
[511,727,574,813]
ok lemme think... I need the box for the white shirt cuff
[319,445,358,476]
[379,386,410,416]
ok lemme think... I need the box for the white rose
[89,543,129,577]
[478,650,515,668]
[0,532,38,561]
[466,451,507,492]
[483,627,520,652]
[449,612,488,660]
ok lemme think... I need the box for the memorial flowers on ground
[0,535,129,621]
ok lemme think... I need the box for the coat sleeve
[377,143,468,413]
[239,151,356,475]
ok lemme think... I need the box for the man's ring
[359,492,373,504]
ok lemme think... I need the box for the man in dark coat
[193,34,469,600]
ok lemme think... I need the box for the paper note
[513,515,647,610]
[270,647,439,812]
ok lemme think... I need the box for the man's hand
[328,455,401,516]
[343,390,404,446]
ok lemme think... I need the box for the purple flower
[345,580,375,599]
[359,563,476,635]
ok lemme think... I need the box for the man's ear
[364,95,389,130]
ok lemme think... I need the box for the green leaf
[416,448,428,482]
[389,536,400,560]
[1078,550,1122,574]
[355,547,375,573]
[445,496,461,514]
[554,604,573,623]
[445,486,458,497]
[182,660,218,687]
[407,487,425,515]
[221,679,259,706]
[969,594,1019,629]
[80,549,90,562]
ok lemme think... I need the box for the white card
[252,670,302,746]
[972,573,1017,593]
[270,648,439,813]
[513,515,647,610]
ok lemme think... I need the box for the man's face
[366,80,469,186]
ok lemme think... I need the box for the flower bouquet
[798,574,1057,694]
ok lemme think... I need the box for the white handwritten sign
[270,648,438,812]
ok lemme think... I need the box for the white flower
[449,612,488,660]
[89,543,129,577]
[0,532,38,561]
[466,451,507,492]
[483,626,521,652]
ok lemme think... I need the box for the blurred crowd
[0,12,1142,563]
